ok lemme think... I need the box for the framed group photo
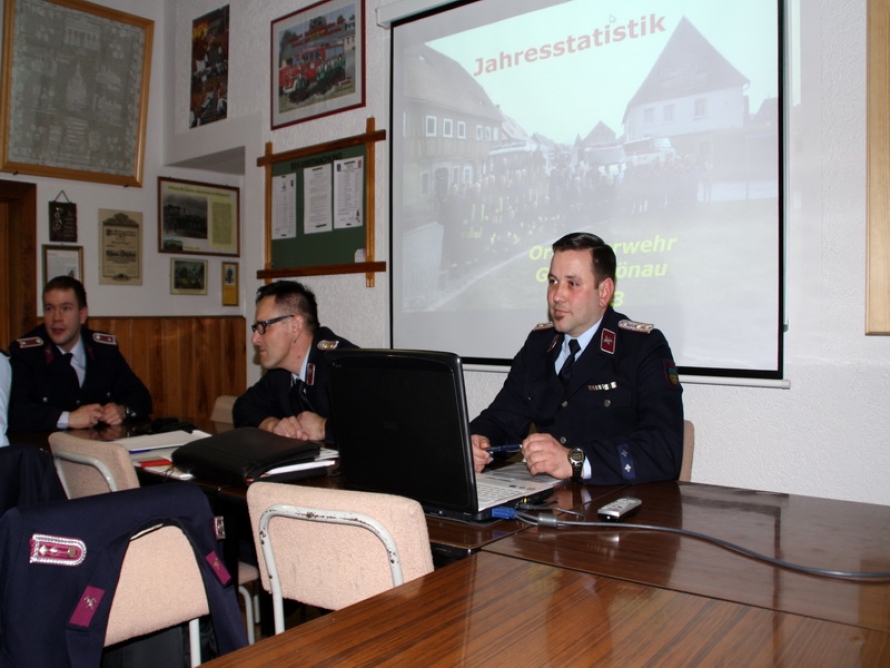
[158,177,240,256]
[271,0,365,129]
[0,0,153,186]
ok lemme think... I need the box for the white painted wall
[0,0,246,317]
[4,0,887,505]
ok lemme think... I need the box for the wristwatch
[568,448,585,483]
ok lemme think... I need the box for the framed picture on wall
[170,258,208,295]
[221,261,238,306]
[48,199,77,242]
[190,4,230,129]
[0,0,153,187]
[158,177,240,256]
[99,209,142,286]
[271,0,365,129]
[43,245,83,283]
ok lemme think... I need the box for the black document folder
[172,427,322,486]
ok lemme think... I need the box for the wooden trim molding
[867,0,890,333]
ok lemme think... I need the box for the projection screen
[390,0,783,378]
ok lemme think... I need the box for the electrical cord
[510,510,890,581]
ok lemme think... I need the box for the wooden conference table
[485,481,890,634]
[16,424,890,663]
[205,480,890,667]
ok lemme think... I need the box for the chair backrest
[211,395,237,425]
[105,525,209,665]
[0,484,247,667]
[680,420,695,482]
[246,482,434,632]
[49,431,139,498]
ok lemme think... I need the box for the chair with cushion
[49,431,139,497]
[680,419,695,482]
[211,395,237,429]
[246,482,435,634]
[48,429,260,645]
[106,525,211,666]
[0,483,247,667]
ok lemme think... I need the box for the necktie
[290,378,305,413]
[559,338,581,384]
[61,352,81,390]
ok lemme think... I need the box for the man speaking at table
[8,276,152,432]
[233,280,357,444]
[471,232,684,485]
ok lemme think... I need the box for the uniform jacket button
[604,399,611,407]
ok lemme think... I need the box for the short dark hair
[255,280,319,329]
[552,232,617,286]
[44,275,88,309]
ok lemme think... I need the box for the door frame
[0,180,38,347]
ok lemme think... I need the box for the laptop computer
[325,349,558,522]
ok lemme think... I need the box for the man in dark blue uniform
[471,232,684,485]
[8,276,152,432]
[233,280,357,444]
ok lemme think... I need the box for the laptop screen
[326,349,479,516]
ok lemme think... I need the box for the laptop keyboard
[476,481,524,505]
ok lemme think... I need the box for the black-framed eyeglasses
[250,314,293,335]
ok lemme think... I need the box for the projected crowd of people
[435,146,710,289]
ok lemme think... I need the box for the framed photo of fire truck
[271,0,365,129]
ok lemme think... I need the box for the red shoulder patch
[16,336,43,349]
[600,328,616,355]
[92,333,118,346]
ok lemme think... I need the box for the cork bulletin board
[257,118,386,286]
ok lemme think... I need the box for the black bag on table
[172,427,323,487]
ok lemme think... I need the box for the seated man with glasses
[233,280,357,443]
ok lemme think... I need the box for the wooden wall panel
[86,316,247,421]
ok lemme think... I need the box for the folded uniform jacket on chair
[0,483,247,668]
[172,427,322,486]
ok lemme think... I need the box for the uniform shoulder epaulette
[532,322,554,332]
[92,332,118,345]
[317,339,340,351]
[16,335,43,349]
[618,319,654,334]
